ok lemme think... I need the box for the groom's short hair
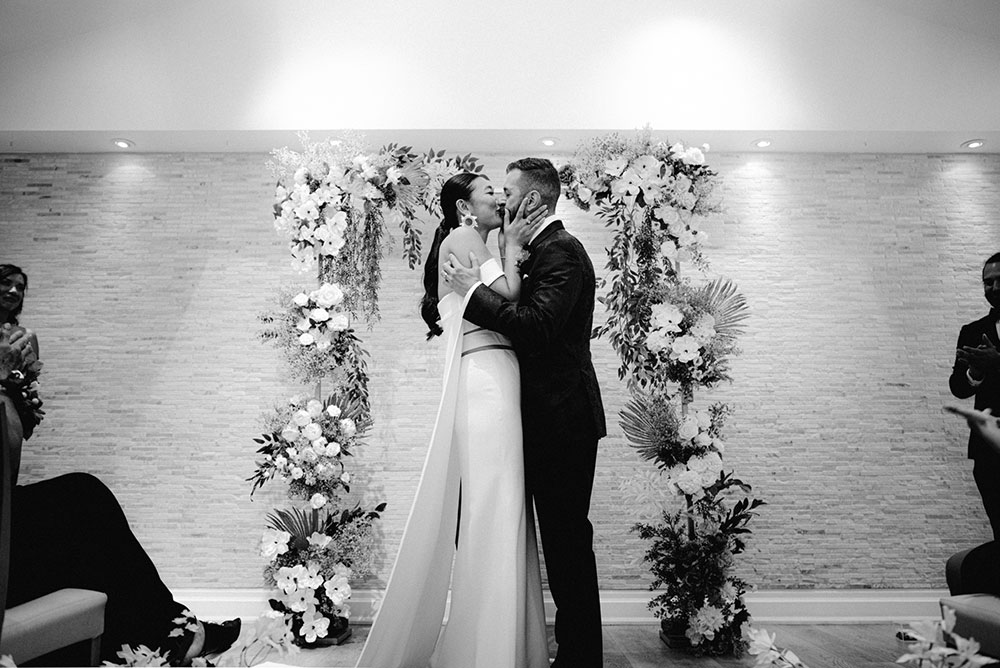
[507,157,561,209]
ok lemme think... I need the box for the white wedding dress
[356,273,549,668]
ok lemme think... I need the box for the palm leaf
[620,394,673,462]
[698,277,749,338]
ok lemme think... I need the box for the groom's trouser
[524,386,603,668]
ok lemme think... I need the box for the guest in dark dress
[0,263,239,665]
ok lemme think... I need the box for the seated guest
[0,263,240,666]
[946,403,1000,596]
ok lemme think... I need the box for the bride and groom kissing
[356,157,607,668]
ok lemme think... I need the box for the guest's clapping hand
[957,335,1000,380]
[442,253,482,297]
[945,405,1000,455]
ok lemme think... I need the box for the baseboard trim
[173,588,949,625]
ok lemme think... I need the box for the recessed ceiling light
[112,138,134,149]
[752,139,772,148]
[961,139,985,149]
[539,137,557,147]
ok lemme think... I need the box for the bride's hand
[504,199,547,249]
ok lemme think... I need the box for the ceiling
[1,0,998,154]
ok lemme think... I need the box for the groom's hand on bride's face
[445,252,481,296]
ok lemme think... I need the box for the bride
[355,173,550,667]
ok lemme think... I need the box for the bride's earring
[460,211,478,228]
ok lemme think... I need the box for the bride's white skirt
[356,292,549,668]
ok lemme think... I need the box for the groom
[444,157,606,668]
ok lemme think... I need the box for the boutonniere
[514,246,531,273]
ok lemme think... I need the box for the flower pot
[293,614,352,648]
[659,619,690,649]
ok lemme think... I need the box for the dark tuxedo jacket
[950,309,1000,460]
[463,221,607,441]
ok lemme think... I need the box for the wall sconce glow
[753,139,772,148]
[112,138,134,149]
[961,139,985,149]
[540,137,557,147]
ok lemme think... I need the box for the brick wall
[1,150,997,593]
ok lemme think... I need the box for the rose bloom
[576,186,593,204]
[302,422,322,441]
[340,471,351,485]
[293,292,310,307]
[674,469,705,497]
[293,410,312,427]
[280,424,300,442]
[326,405,342,418]
[682,147,706,166]
[339,418,357,438]
[310,493,328,509]
[306,400,323,417]
[309,307,330,323]
[290,466,305,480]
[326,312,350,332]
[645,329,672,354]
[678,416,700,441]
[311,283,344,309]
[326,441,342,457]
[298,332,315,346]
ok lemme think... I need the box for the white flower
[576,186,593,203]
[300,562,324,589]
[689,603,725,641]
[678,416,700,441]
[326,312,350,332]
[339,418,357,438]
[290,466,304,480]
[310,437,328,452]
[674,469,705,498]
[292,292,310,307]
[298,332,315,346]
[604,157,628,176]
[280,424,300,442]
[324,573,352,606]
[690,314,716,343]
[650,303,683,332]
[682,146,706,165]
[631,154,660,178]
[654,203,681,225]
[660,240,678,263]
[276,565,305,594]
[327,210,349,234]
[310,493,328,509]
[298,610,330,643]
[259,528,291,561]
[669,141,685,156]
[326,405,342,418]
[295,317,311,332]
[386,166,402,184]
[309,307,330,323]
[293,410,312,427]
[293,167,309,185]
[694,432,713,447]
[670,335,701,363]
[302,422,322,441]
[311,283,344,308]
[301,447,319,463]
[695,410,712,429]
[306,399,323,417]
[340,471,351,485]
[645,329,673,353]
[326,441,342,457]
[285,587,318,613]
[308,532,332,549]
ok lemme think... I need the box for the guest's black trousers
[9,472,187,662]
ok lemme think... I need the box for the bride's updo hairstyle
[420,172,484,339]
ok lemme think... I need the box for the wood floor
[229,623,914,667]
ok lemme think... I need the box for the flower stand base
[659,621,690,649]
[311,624,352,647]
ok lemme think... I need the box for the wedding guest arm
[947,405,1000,457]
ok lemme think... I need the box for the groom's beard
[987,292,1000,310]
